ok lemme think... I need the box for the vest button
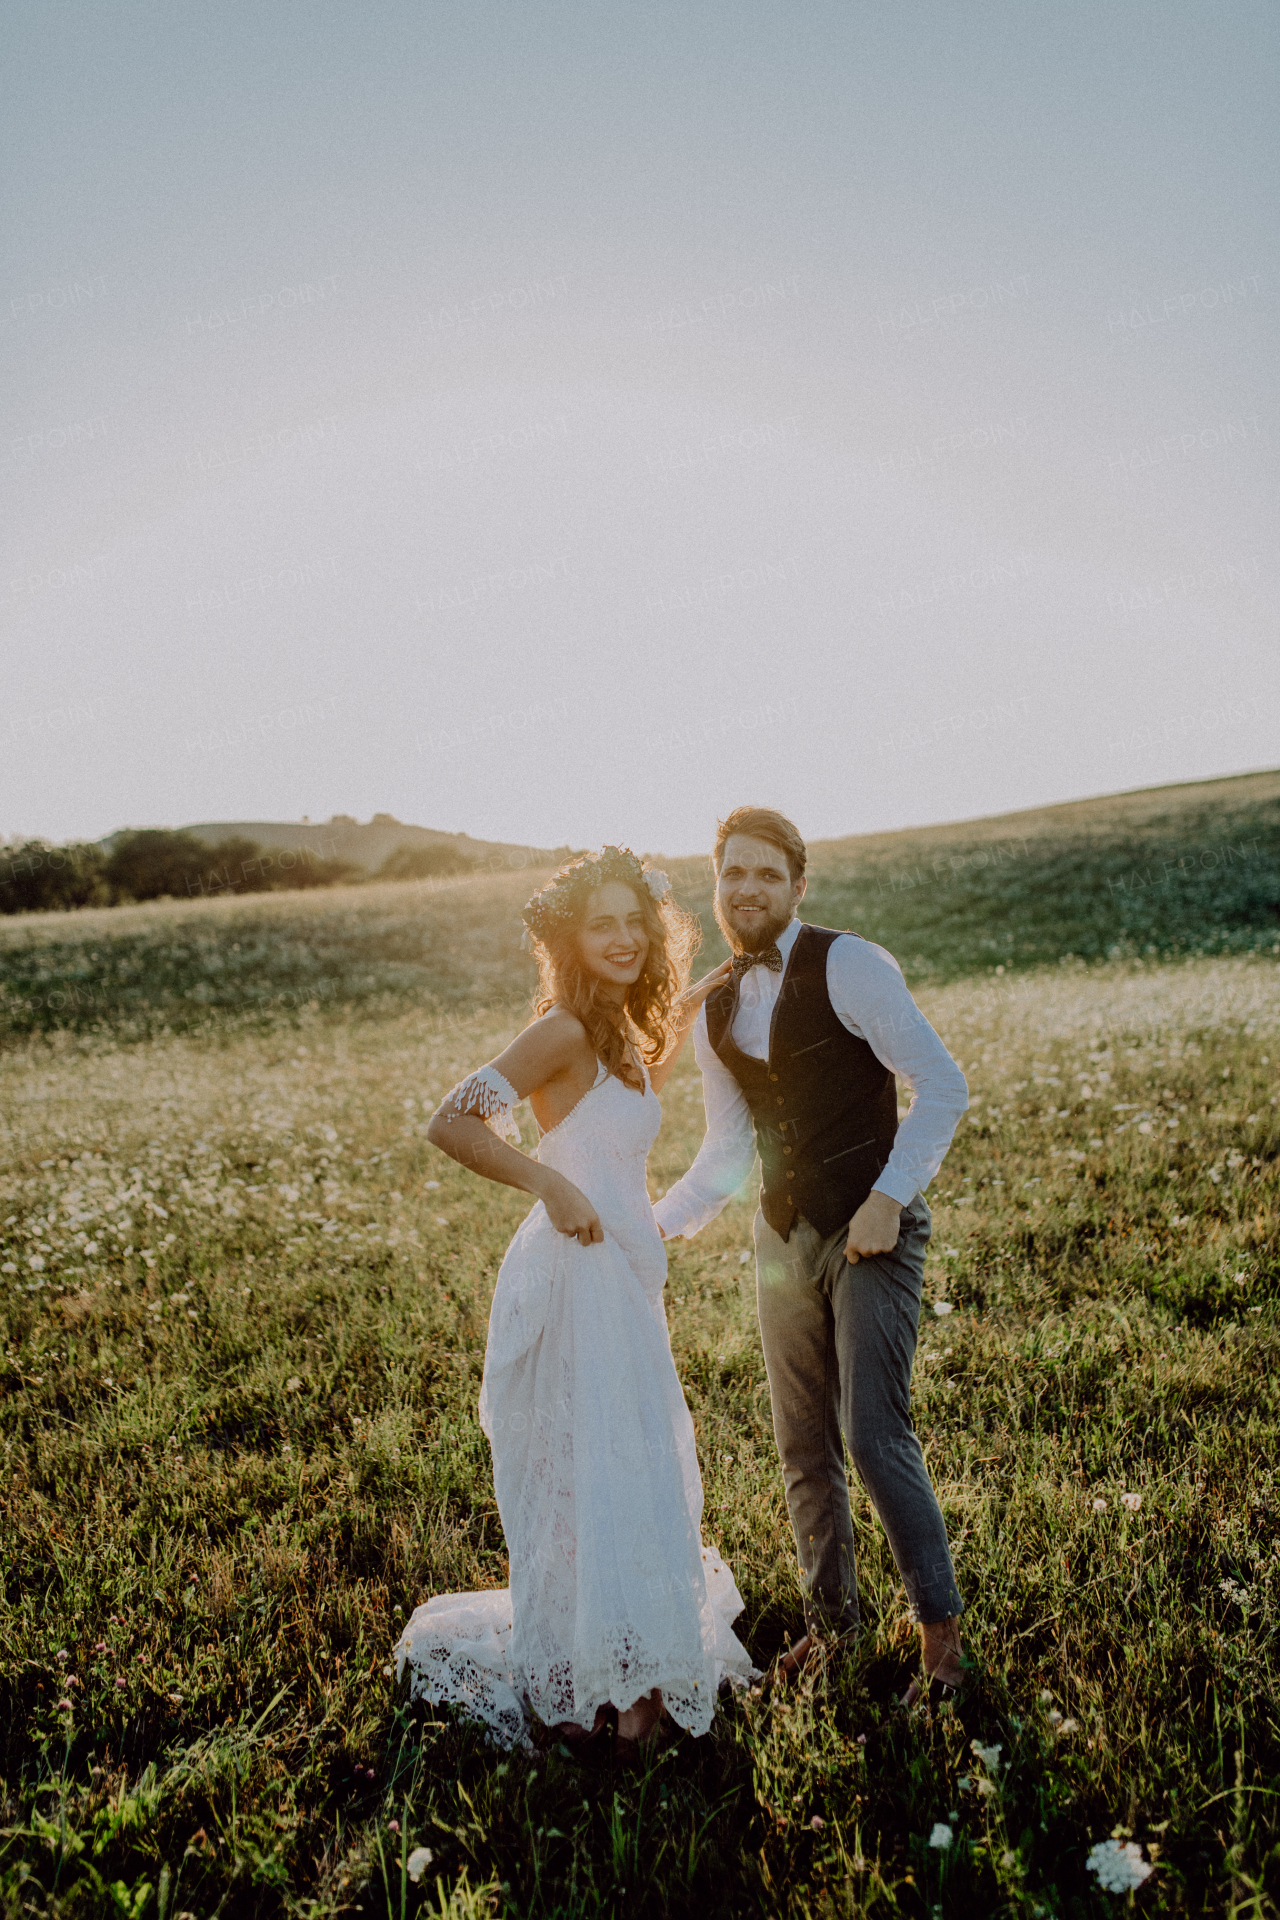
[785,1170,795,1179]
[783,1146,792,1155]
[769,1073,779,1082]
[776,1096,784,1106]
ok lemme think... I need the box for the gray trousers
[754,1195,962,1633]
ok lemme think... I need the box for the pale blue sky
[4,1,1276,854]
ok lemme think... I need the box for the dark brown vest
[706,923,899,1241]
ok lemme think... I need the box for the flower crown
[521,845,671,946]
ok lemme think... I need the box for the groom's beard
[713,895,794,956]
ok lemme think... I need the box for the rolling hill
[790,765,1280,977]
[99,814,561,875]
[3,769,1276,1041]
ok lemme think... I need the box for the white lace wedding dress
[393,1057,756,1747]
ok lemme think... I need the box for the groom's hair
[713,807,807,884]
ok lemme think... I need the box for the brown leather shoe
[900,1664,963,1712]
[901,1676,958,1711]
[772,1633,816,1687]
[763,1627,857,1698]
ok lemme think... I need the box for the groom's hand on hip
[845,1189,904,1264]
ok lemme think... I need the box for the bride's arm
[647,958,733,1094]
[425,1011,605,1245]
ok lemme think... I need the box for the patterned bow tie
[731,944,784,980]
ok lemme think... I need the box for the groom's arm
[652,1008,757,1239]
[829,934,969,1218]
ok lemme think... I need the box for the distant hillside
[3,770,1276,1041]
[812,767,1280,862]
[101,815,561,875]
[668,766,1280,979]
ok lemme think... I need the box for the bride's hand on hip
[542,1173,605,1246]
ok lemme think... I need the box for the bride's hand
[677,957,734,1021]
[542,1173,605,1246]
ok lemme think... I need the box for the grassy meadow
[1,826,1279,1916]
[2,770,1277,1049]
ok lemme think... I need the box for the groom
[654,806,969,1701]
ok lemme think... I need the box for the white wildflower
[928,1822,952,1849]
[970,1740,1003,1771]
[1092,1497,1107,1511]
[644,868,672,902]
[406,1846,435,1883]
[1086,1838,1153,1893]
[933,1300,954,1316]
[1121,1492,1142,1512]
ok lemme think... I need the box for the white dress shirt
[653,917,968,1239]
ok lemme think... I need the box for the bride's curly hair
[522,847,700,1087]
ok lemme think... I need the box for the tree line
[0,830,482,915]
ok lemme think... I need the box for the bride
[393,846,756,1756]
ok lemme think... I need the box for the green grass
[2,926,1279,1915]
[3,769,1278,1045]
[794,767,1280,983]
[0,872,543,1045]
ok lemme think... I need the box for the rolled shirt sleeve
[652,1008,757,1239]
[827,935,968,1207]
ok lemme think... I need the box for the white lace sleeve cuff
[439,1065,523,1144]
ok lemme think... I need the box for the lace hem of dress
[439,1065,522,1144]
[394,1592,534,1750]
[394,1552,759,1750]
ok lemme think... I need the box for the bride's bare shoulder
[528,1003,593,1059]
[492,1003,593,1089]
[533,1001,586,1034]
